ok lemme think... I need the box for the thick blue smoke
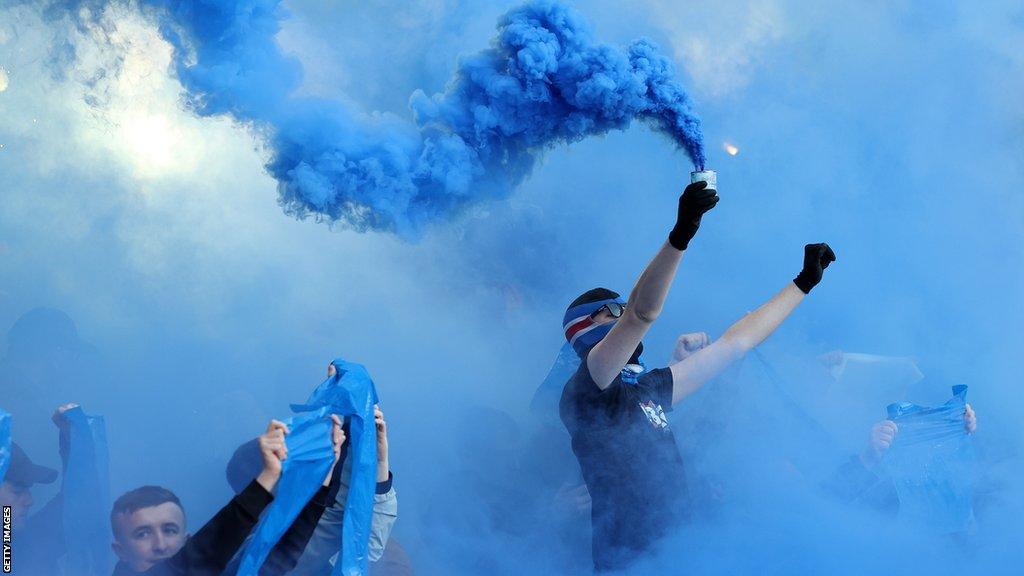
[137,0,705,235]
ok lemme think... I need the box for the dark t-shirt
[559,357,688,571]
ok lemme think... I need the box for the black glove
[793,243,837,294]
[668,180,719,250]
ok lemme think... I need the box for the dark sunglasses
[591,301,625,319]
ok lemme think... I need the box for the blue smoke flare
[138,0,705,235]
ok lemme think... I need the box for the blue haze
[0,0,1022,574]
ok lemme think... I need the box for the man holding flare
[559,176,837,572]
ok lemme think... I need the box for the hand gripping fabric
[61,406,113,575]
[235,358,379,576]
[235,407,338,575]
[883,385,975,534]
[0,408,10,483]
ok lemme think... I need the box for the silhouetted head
[5,307,91,361]
[0,443,57,527]
[225,437,262,495]
[110,486,187,572]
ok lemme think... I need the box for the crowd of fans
[0,181,982,575]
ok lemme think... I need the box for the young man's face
[111,502,188,572]
[0,481,34,527]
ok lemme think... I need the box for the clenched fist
[322,414,346,487]
[668,181,720,251]
[860,407,977,468]
[861,420,898,466]
[671,332,710,363]
[793,243,837,294]
[256,419,290,491]
[375,405,390,482]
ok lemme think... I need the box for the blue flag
[883,385,975,533]
[0,408,10,483]
[236,358,379,576]
[294,359,379,576]
[235,407,337,576]
[61,406,113,575]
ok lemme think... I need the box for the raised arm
[172,420,288,573]
[586,181,719,388]
[669,243,836,404]
[259,415,345,576]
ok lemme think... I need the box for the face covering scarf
[61,406,113,575]
[562,297,626,358]
[883,385,975,534]
[235,358,379,576]
[0,408,10,483]
[532,298,645,419]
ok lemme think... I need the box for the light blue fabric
[536,298,644,420]
[61,406,113,575]
[0,408,10,483]
[883,385,975,534]
[289,458,398,575]
[236,358,379,576]
[235,407,337,576]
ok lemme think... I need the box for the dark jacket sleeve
[19,493,66,575]
[166,479,274,575]
[258,485,332,576]
[19,428,73,573]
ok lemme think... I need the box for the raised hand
[671,332,710,363]
[793,243,837,294]
[964,404,977,434]
[51,403,79,428]
[322,414,346,486]
[256,419,290,491]
[375,405,390,482]
[668,180,720,250]
[860,419,897,467]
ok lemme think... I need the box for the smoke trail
[127,0,706,235]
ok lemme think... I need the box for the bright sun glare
[116,111,179,176]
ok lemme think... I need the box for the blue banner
[0,409,10,484]
[235,407,337,575]
[61,406,113,575]
[236,358,379,576]
[883,385,975,533]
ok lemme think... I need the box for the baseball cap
[4,443,57,486]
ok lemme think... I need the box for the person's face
[0,481,34,527]
[111,502,188,571]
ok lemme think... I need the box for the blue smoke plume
[137,0,705,235]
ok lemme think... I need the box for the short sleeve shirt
[559,357,689,571]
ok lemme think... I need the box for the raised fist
[860,419,897,467]
[668,181,720,250]
[671,332,710,363]
[256,419,290,490]
[793,243,836,294]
